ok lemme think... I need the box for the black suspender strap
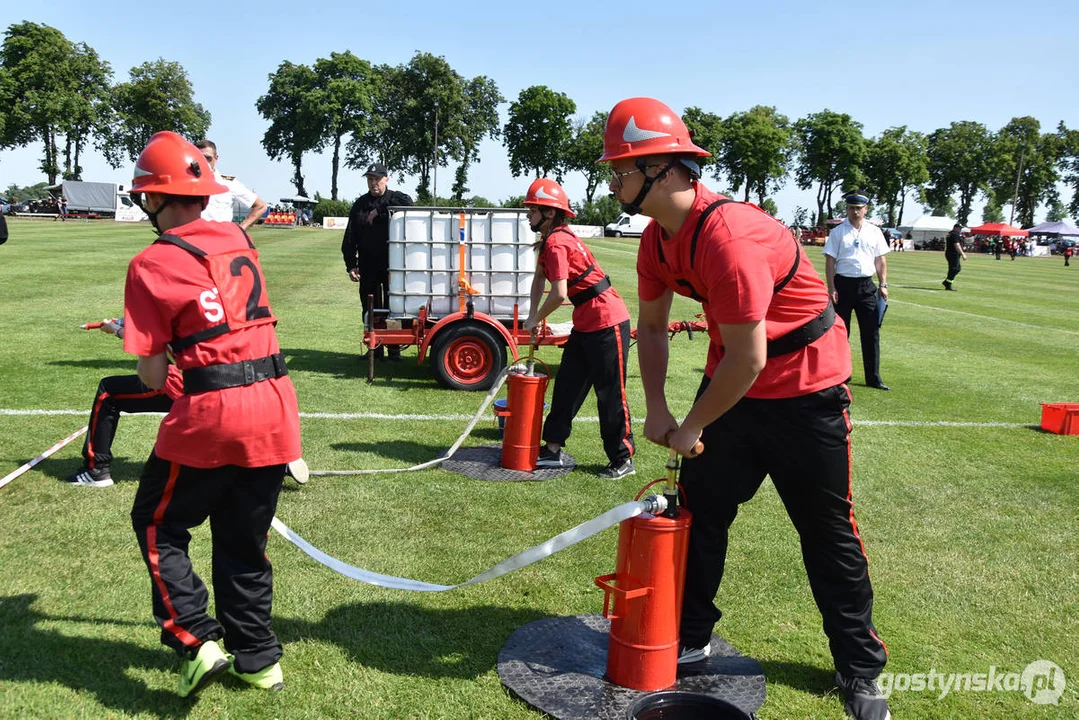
[689,199,734,270]
[773,234,801,294]
[156,233,207,256]
[765,303,836,358]
[568,262,595,287]
[569,275,612,307]
[182,353,288,394]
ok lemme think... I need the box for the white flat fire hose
[309,362,518,477]
[0,426,88,490]
[271,498,657,591]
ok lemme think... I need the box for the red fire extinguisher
[500,352,548,471]
[594,447,699,691]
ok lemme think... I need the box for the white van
[605,213,651,237]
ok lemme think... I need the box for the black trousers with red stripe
[678,379,888,679]
[542,319,634,465]
[131,452,285,673]
[81,375,173,471]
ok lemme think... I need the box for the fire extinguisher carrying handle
[594,573,652,620]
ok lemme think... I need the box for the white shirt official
[202,170,259,223]
[824,220,890,278]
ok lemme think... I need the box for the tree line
[3,21,1078,228]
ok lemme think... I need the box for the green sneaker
[228,660,284,691]
[178,640,230,698]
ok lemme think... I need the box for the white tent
[897,216,960,249]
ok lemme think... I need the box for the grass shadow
[331,439,454,465]
[757,659,842,696]
[275,600,548,681]
[0,593,190,718]
[47,359,134,371]
[281,346,437,388]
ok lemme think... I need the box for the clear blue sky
[4,1,1077,224]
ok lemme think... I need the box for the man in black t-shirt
[943,224,967,291]
[341,163,414,360]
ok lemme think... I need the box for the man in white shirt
[195,140,268,231]
[824,190,890,390]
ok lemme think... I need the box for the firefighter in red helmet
[124,131,301,697]
[599,98,890,720]
[522,178,635,479]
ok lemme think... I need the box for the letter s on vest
[200,287,225,322]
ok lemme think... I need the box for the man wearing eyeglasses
[195,140,268,231]
[824,191,891,391]
[600,98,889,720]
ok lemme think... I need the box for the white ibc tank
[388,207,536,318]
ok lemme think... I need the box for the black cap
[843,189,869,207]
[364,163,388,178]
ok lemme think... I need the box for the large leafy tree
[864,126,928,227]
[101,59,210,167]
[986,117,1061,228]
[257,60,321,197]
[924,121,992,225]
[503,85,576,181]
[718,105,792,205]
[681,107,724,182]
[565,111,609,204]
[1058,122,1079,218]
[0,22,104,183]
[61,42,112,180]
[793,110,866,222]
[348,53,499,203]
[450,75,503,202]
[312,51,376,201]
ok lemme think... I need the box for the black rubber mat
[497,614,765,719]
[442,444,576,482]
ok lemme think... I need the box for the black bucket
[627,691,753,720]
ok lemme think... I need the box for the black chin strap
[621,158,679,216]
[134,195,172,236]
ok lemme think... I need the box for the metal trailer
[362,206,569,390]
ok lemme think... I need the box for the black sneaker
[65,466,114,488]
[535,446,566,468]
[836,672,891,720]
[285,458,309,485]
[677,643,712,665]
[942,280,954,291]
[598,458,635,479]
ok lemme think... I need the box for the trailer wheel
[432,322,507,391]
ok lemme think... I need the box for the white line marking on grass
[892,299,1079,336]
[0,408,1036,428]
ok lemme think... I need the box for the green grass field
[0,217,1076,719]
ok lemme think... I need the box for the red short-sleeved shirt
[539,227,629,333]
[123,219,301,468]
[637,184,851,399]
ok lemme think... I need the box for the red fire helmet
[524,177,576,218]
[597,97,711,163]
[130,131,228,197]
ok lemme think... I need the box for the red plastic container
[594,508,693,691]
[1040,403,1079,435]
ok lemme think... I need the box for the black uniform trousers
[81,375,173,471]
[131,452,285,673]
[359,270,399,354]
[542,319,634,465]
[678,378,888,679]
[834,275,883,387]
[945,254,962,282]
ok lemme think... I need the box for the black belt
[569,275,612,307]
[182,353,288,394]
